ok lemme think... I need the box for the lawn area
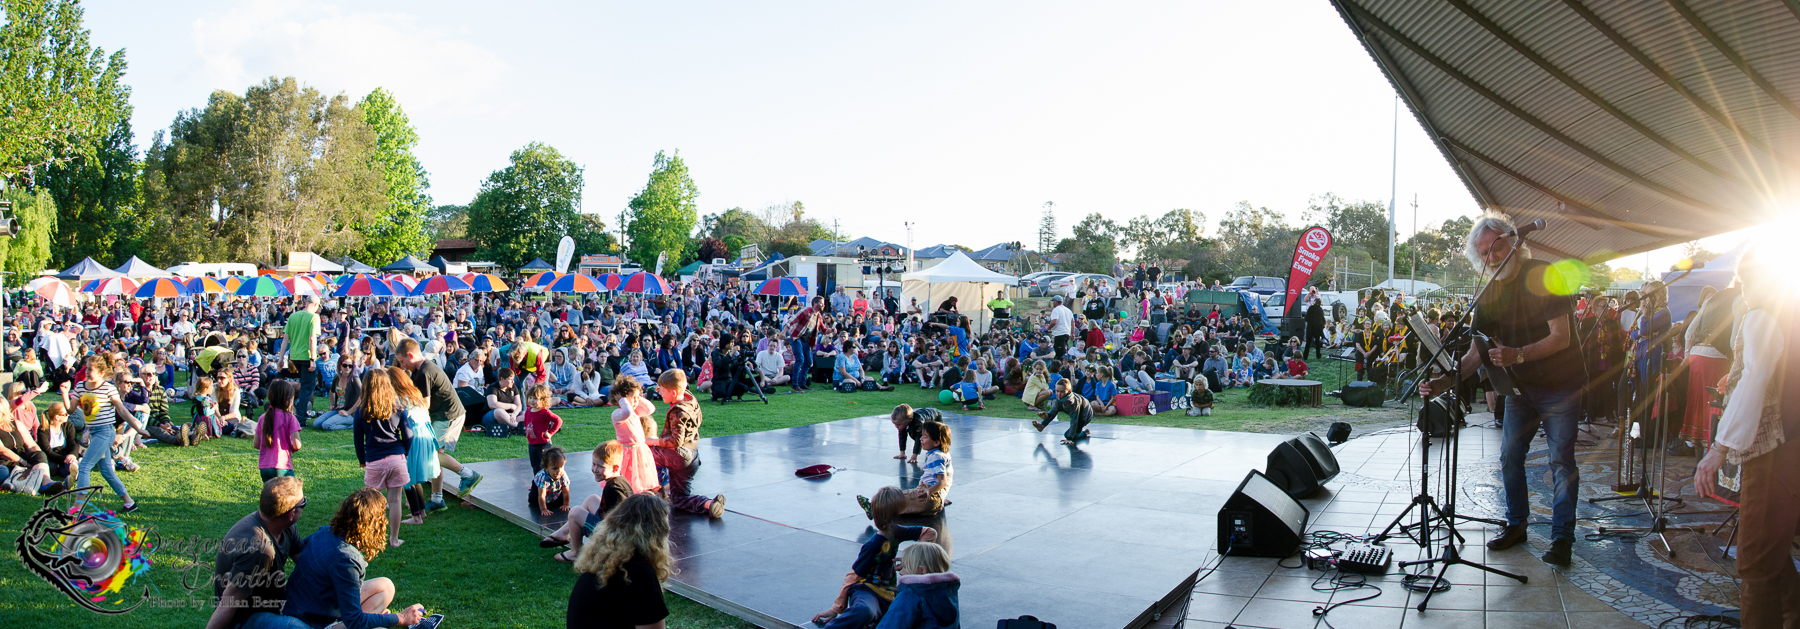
[0,366,1407,628]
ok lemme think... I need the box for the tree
[1217,201,1289,275]
[1304,194,1391,260]
[1680,240,1720,267]
[1064,213,1119,273]
[701,206,768,243]
[40,111,139,267]
[139,77,387,266]
[624,150,699,270]
[426,203,468,241]
[695,237,728,264]
[0,185,56,285]
[0,0,130,184]
[1611,267,1643,283]
[1038,202,1057,254]
[352,88,433,263]
[466,142,588,269]
[721,234,748,259]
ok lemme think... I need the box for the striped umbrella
[461,273,510,293]
[618,272,674,295]
[523,271,559,291]
[234,275,292,297]
[410,274,474,295]
[384,274,419,291]
[753,277,809,296]
[82,277,141,296]
[182,276,229,294]
[133,277,191,298]
[281,276,323,298]
[31,278,76,308]
[547,273,604,293]
[333,275,397,297]
[223,276,251,292]
[593,272,624,291]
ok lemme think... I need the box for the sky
[83,0,1744,273]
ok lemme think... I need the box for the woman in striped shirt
[71,355,141,512]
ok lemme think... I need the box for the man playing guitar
[1419,213,1582,566]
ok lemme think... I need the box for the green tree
[624,150,699,271]
[466,142,588,269]
[1038,202,1057,254]
[139,77,387,266]
[0,185,56,285]
[40,112,139,267]
[701,206,768,243]
[1304,194,1391,259]
[426,203,468,241]
[353,87,432,263]
[1217,201,1288,275]
[1064,213,1119,273]
[0,0,129,183]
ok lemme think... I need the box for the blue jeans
[295,360,318,419]
[821,584,883,629]
[1500,387,1581,542]
[77,423,128,500]
[790,339,812,383]
[238,611,310,629]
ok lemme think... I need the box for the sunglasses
[286,497,308,515]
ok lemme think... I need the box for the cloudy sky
[85,0,1741,272]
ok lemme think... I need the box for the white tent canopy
[112,256,169,278]
[900,251,1021,334]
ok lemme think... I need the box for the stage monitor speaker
[1218,470,1309,558]
[1265,433,1339,498]
[1342,381,1384,408]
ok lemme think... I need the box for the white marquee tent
[900,251,1021,334]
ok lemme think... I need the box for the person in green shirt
[987,290,1015,328]
[285,296,321,419]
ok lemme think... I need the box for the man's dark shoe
[1487,525,1527,551]
[1542,538,1572,566]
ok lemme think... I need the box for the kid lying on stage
[890,404,942,464]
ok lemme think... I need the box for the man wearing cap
[1048,295,1075,358]
[284,296,320,420]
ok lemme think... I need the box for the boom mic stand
[1371,228,1535,611]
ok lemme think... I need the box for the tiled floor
[1189,421,1654,628]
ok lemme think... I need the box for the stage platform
[455,412,1294,628]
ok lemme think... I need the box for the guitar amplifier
[1335,543,1391,574]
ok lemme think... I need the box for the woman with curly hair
[567,493,673,629]
[283,488,439,628]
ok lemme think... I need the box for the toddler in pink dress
[609,388,660,494]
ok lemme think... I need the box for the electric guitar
[1470,332,1523,397]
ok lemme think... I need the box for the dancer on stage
[646,369,726,519]
[1032,379,1093,445]
[1419,212,1582,565]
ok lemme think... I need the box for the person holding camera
[710,335,758,403]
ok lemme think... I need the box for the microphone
[1507,219,1546,237]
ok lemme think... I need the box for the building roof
[809,237,907,257]
[967,242,1041,262]
[1330,0,1800,263]
[912,244,959,259]
[434,239,478,252]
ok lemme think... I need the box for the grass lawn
[0,364,1407,628]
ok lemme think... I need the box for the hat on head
[1051,295,1063,302]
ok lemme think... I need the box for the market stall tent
[899,251,1021,334]
[56,257,125,281]
[112,256,169,278]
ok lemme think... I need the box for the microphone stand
[1372,229,1532,610]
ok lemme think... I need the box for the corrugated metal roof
[1331,0,1800,263]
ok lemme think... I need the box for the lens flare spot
[1543,259,1587,296]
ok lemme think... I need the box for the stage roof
[1331,0,1800,263]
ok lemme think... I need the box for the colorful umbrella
[82,277,141,296]
[460,273,510,293]
[223,276,250,292]
[547,273,604,293]
[384,274,419,290]
[410,274,474,296]
[753,277,809,296]
[593,272,624,291]
[182,276,228,294]
[133,277,192,298]
[281,276,323,298]
[32,279,76,308]
[333,275,398,297]
[234,275,292,297]
[523,271,559,291]
[618,272,674,295]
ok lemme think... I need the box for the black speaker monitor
[1295,432,1339,482]
[1342,381,1384,408]
[1218,470,1309,558]
[1265,433,1339,498]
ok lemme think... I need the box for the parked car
[1023,272,1074,296]
[1227,276,1286,295]
[1046,273,1114,298]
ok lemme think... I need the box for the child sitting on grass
[522,384,562,475]
[813,486,940,628]
[529,446,571,518]
[252,380,303,482]
[877,541,960,629]
[191,376,221,440]
[949,370,983,411]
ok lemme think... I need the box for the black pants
[651,446,711,514]
[1305,335,1324,360]
[529,442,551,475]
[1053,334,1070,358]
